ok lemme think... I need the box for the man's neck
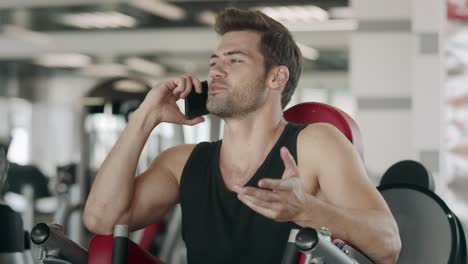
[219,107,287,174]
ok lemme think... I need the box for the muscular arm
[83,110,193,234]
[235,123,400,263]
[117,143,194,232]
[297,123,401,264]
[82,74,204,235]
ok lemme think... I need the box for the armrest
[88,234,165,264]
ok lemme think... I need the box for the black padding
[455,215,467,264]
[0,204,24,252]
[380,160,435,191]
[378,185,458,264]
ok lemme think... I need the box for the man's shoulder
[159,142,219,181]
[160,143,197,161]
[297,122,344,144]
[159,142,217,168]
[296,122,357,168]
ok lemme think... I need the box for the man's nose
[209,64,227,79]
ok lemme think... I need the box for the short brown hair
[215,8,303,109]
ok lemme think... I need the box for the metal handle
[30,223,87,264]
[112,224,129,264]
[296,228,357,264]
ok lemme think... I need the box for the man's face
[207,30,268,118]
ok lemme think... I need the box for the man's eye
[209,62,216,67]
[230,59,243,63]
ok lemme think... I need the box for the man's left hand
[233,146,316,223]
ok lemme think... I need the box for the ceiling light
[254,5,357,32]
[296,42,319,60]
[198,10,216,26]
[34,53,92,68]
[131,0,186,21]
[60,11,137,29]
[286,19,357,32]
[113,79,148,93]
[256,5,329,24]
[125,57,166,76]
[80,64,128,77]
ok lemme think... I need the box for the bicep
[119,145,193,231]
[122,164,180,231]
[300,124,389,212]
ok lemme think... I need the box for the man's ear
[267,65,289,91]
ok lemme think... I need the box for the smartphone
[184,80,209,119]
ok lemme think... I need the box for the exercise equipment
[88,232,165,264]
[283,102,364,160]
[0,145,34,264]
[30,222,165,264]
[379,184,466,264]
[379,160,466,264]
[51,163,84,237]
[282,228,373,264]
[380,160,435,191]
[112,225,129,264]
[30,223,88,264]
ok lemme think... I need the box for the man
[83,8,401,264]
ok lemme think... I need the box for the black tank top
[180,123,307,264]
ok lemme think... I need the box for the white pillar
[410,0,446,184]
[351,0,445,179]
[29,71,94,175]
[351,0,414,180]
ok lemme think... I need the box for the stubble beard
[207,77,266,119]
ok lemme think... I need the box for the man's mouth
[209,83,227,94]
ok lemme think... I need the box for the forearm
[84,108,160,231]
[295,199,401,264]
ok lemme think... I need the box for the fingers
[183,77,191,97]
[168,74,202,99]
[171,76,188,98]
[234,186,292,221]
[258,178,295,191]
[280,147,297,170]
[234,185,280,218]
[191,78,203,94]
[234,186,280,202]
[180,116,205,126]
[280,147,299,179]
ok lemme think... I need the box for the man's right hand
[136,74,206,127]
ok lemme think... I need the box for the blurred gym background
[0,0,465,262]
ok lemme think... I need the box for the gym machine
[30,221,372,264]
[0,145,34,264]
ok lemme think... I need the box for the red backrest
[283,102,364,161]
